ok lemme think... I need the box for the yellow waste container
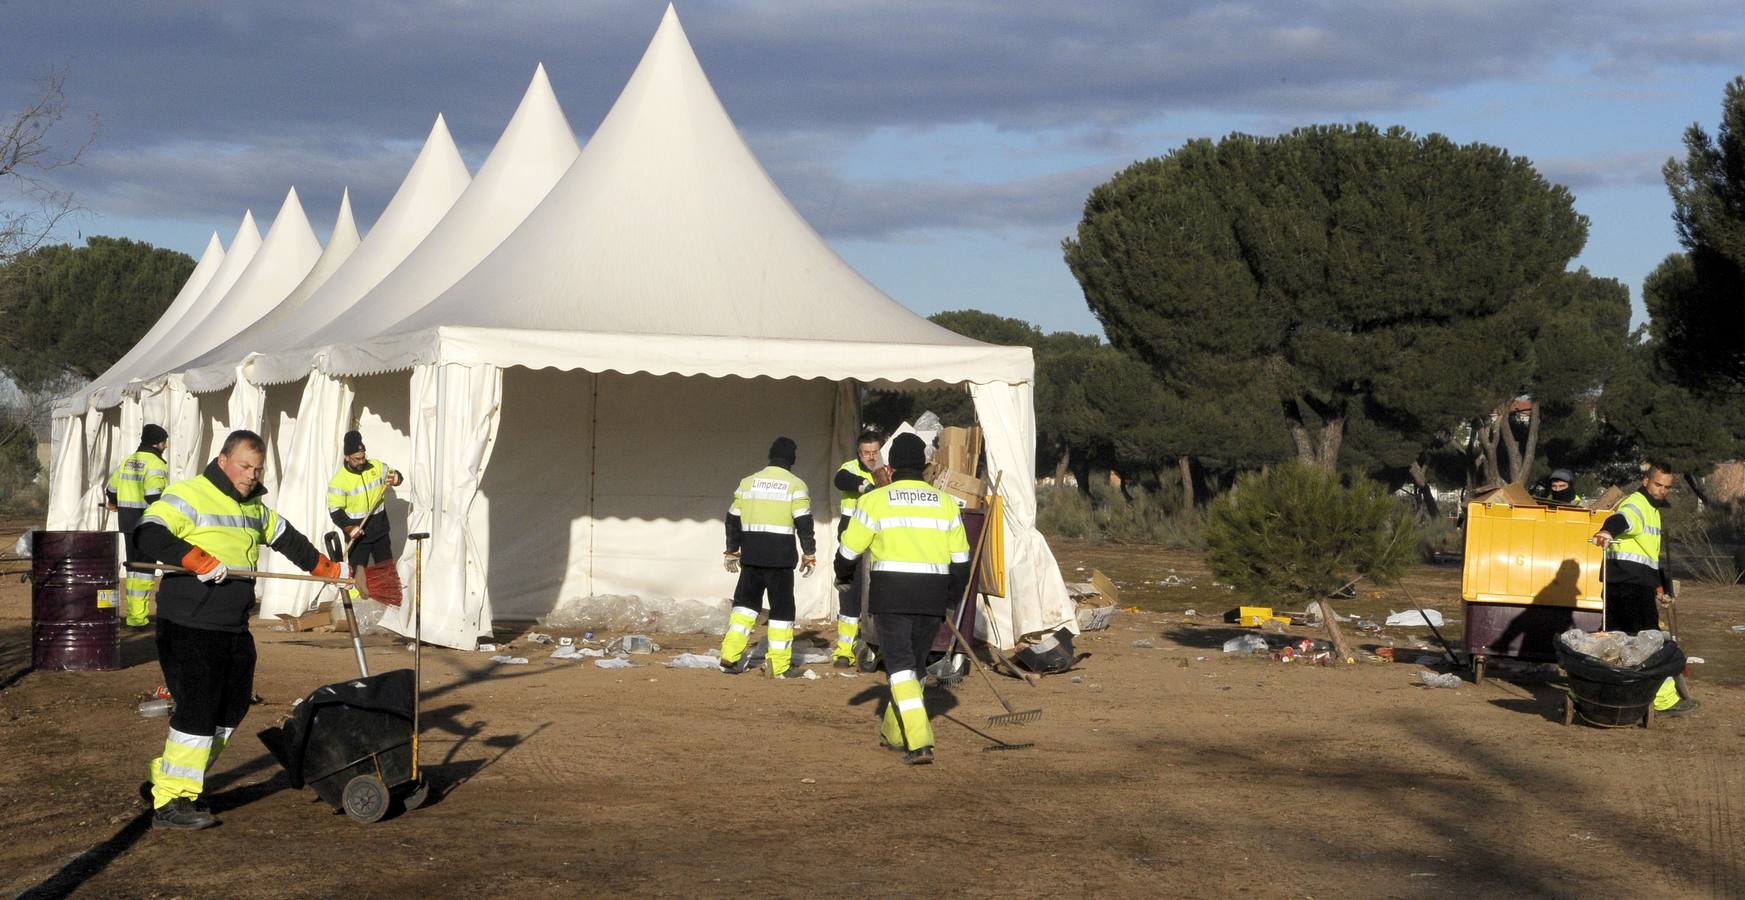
[1461,499,1607,679]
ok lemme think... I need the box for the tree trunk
[1053,448,1069,485]
[1409,460,1440,519]
[1283,397,1345,471]
[1499,402,1524,483]
[1178,455,1195,515]
[1476,409,1504,487]
[1316,600,1358,662]
[1513,400,1541,485]
[1684,472,1712,507]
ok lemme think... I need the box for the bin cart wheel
[401,778,431,812]
[343,774,390,824]
[1471,655,1486,685]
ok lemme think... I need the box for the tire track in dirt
[1650,746,1745,898]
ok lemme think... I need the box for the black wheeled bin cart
[259,668,428,823]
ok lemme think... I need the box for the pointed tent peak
[330,188,360,249]
[476,62,580,177]
[234,209,261,246]
[263,186,315,241]
[401,114,471,198]
[201,231,225,258]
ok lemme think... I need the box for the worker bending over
[135,430,345,829]
[107,424,169,626]
[834,433,970,765]
[720,436,816,678]
[831,430,891,667]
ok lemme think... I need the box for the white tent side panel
[46,414,86,530]
[258,373,355,617]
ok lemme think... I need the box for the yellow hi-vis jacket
[726,465,815,567]
[108,450,169,509]
[834,479,970,615]
[328,459,392,530]
[1607,490,1662,573]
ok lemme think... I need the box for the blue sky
[2,1,1741,337]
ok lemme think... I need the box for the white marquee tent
[48,7,1076,652]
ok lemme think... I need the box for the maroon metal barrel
[31,530,121,671]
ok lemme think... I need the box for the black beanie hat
[141,424,168,446]
[768,436,797,466]
[889,433,927,470]
[344,430,365,455]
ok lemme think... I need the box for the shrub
[1205,462,1419,602]
[1035,481,1205,548]
[1663,500,1744,585]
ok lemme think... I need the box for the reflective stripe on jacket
[328,459,391,522]
[1607,490,1662,571]
[140,474,285,570]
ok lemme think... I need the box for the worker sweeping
[830,429,891,667]
[327,430,405,606]
[834,433,970,765]
[719,436,816,679]
[135,430,345,830]
[1590,461,1694,715]
[106,423,169,627]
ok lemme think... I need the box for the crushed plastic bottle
[1222,634,1269,655]
[608,635,659,655]
[138,699,172,717]
[1418,670,1461,688]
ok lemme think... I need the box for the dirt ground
[3,530,1744,899]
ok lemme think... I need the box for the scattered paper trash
[552,645,606,660]
[490,655,529,665]
[477,643,498,653]
[1732,625,1745,633]
[801,777,816,784]
[608,635,660,655]
[797,650,832,665]
[801,669,820,680]
[666,652,721,668]
[1132,639,1155,648]
[1182,609,1196,617]
[1688,657,1705,664]
[595,658,636,669]
[1418,670,1461,688]
[1222,634,1269,655]
[1386,609,1446,627]
[525,632,555,645]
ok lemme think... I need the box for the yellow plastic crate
[1461,501,1607,610]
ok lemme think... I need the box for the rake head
[985,708,1043,727]
[980,741,1034,752]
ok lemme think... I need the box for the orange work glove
[312,555,343,580]
[181,547,228,583]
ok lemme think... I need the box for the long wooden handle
[126,562,350,585]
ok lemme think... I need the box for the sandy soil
[2,530,1743,899]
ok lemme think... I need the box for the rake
[941,471,1043,727]
[940,712,1034,752]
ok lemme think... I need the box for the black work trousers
[347,534,394,567]
[157,619,257,736]
[1606,580,1661,635]
[875,612,942,677]
[836,555,869,618]
[734,565,795,621]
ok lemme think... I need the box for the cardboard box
[935,426,983,478]
[931,468,985,508]
[276,602,334,632]
[1090,569,1121,606]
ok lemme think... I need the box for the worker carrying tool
[719,436,816,679]
[1591,461,1694,715]
[834,433,971,766]
[106,423,169,627]
[327,430,405,606]
[830,429,892,667]
[133,429,345,830]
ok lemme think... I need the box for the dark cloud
[2,1,1739,240]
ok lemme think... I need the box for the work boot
[902,747,934,766]
[831,656,853,669]
[137,780,153,813]
[151,797,217,830]
[719,656,747,675]
[773,667,809,680]
[1660,698,1699,716]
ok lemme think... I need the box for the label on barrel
[96,589,117,609]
